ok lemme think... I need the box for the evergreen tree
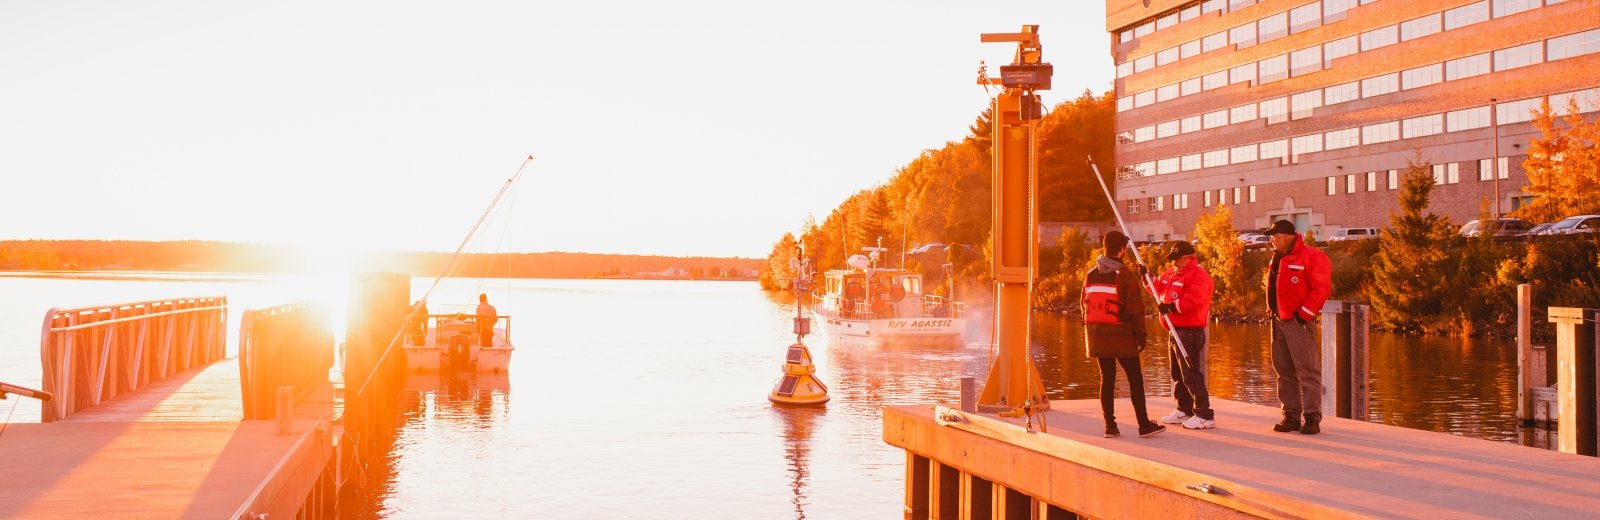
[1369,149,1459,331]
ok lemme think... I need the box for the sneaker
[1300,413,1322,435]
[1181,416,1216,429]
[1160,410,1192,424]
[1272,413,1302,433]
[1104,423,1121,438]
[1138,422,1167,438]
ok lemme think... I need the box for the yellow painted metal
[769,342,830,406]
[977,25,1048,411]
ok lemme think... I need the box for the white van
[1327,227,1379,242]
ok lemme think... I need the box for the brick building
[1106,0,1600,242]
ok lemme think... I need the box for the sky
[0,1,1112,258]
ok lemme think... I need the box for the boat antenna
[352,154,535,400]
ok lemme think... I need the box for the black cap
[1264,219,1298,236]
[1166,240,1196,260]
[1103,230,1129,253]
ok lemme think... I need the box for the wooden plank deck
[885,397,1600,519]
[0,358,334,519]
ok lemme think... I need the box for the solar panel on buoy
[786,347,805,364]
[775,375,800,397]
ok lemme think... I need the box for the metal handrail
[39,296,227,422]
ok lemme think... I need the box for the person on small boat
[476,293,498,348]
[409,299,429,345]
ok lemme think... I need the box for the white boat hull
[403,327,513,372]
[815,314,965,347]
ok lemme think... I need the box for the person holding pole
[1083,231,1165,439]
[1264,220,1331,435]
[1155,241,1216,429]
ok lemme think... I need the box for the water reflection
[402,372,511,426]
[771,407,823,520]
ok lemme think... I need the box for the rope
[0,395,19,441]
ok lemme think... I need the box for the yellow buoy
[769,342,829,406]
[771,241,828,407]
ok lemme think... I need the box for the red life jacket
[1082,269,1123,325]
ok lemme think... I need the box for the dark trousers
[1097,357,1150,426]
[1170,327,1213,420]
[478,325,494,348]
[1271,319,1322,416]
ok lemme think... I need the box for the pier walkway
[0,358,335,519]
[886,398,1600,519]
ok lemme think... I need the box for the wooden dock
[0,358,335,519]
[885,398,1600,519]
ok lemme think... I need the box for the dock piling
[1518,284,1533,423]
[1319,301,1369,421]
[276,386,294,435]
[1549,307,1598,456]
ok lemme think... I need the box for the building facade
[1106,0,1600,242]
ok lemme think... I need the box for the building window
[1158,120,1180,139]
[1157,47,1180,67]
[1155,195,1165,211]
[1498,98,1541,124]
[1134,90,1155,108]
[1361,25,1398,52]
[1260,97,1289,123]
[1444,2,1490,31]
[1134,55,1155,74]
[1549,29,1600,61]
[1135,126,1156,143]
[1325,36,1359,63]
[1324,0,1357,23]
[1116,62,1134,79]
[1445,53,1492,81]
[1402,63,1443,90]
[1293,134,1324,160]
[1203,110,1229,129]
[1182,115,1203,134]
[1120,30,1134,45]
[1230,63,1257,85]
[1204,149,1229,168]
[1203,31,1229,53]
[1432,163,1460,184]
[1249,185,1258,203]
[1494,41,1544,71]
[1205,190,1213,207]
[1231,144,1258,164]
[1325,82,1360,105]
[1233,187,1242,204]
[1388,169,1399,189]
[1139,162,1156,177]
[1261,139,1289,161]
[1362,121,1400,145]
[1230,0,1256,12]
[1157,12,1180,30]
[1346,173,1358,193]
[1230,104,1258,124]
[1402,114,1445,138]
[1258,12,1288,44]
[1204,0,1225,14]
[1551,87,1600,113]
[1117,96,1133,112]
[1219,188,1228,205]
[1447,106,1491,131]
[1231,21,1258,49]
[1128,198,1140,214]
[1366,171,1377,192]
[1181,78,1202,97]
[1328,176,1338,196]
[1182,5,1201,22]
[1182,154,1202,171]
[1203,70,1229,91]
[1479,157,1510,180]
[1400,13,1441,42]
[1157,83,1181,103]
[1258,55,1289,84]
[1290,90,1322,120]
[1290,3,1322,34]
[1492,0,1540,18]
[1158,158,1180,174]
[1290,46,1322,77]
[1181,39,1202,60]
[1362,73,1400,98]
[1326,128,1360,150]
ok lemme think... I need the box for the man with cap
[1263,220,1332,435]
[1154,240,1216,429]
[1082,230,1165,439]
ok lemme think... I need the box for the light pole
[1491,98,1500,218]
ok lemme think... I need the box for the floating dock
[0,359,335,519]
[884,397,1600,519]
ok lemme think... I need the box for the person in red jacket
[1154,241,1216,430]
[1263,220,1332,435]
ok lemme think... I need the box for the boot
[1273,412,1302,433]
[1104,422,1121,438]
[1300,413,1322,435]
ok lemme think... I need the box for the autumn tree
[757,232,800,291]
[1191,204,1253,316]
[1513,96,1600,224]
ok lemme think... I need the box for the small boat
[403,306,513,372]
[813,248,967,347]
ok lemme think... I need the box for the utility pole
[1491,98,1501,218]
[976,25,1051,412]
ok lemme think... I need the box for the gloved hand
[1137,264,1150,277]
[1157,302,1176,314]
[1294,314,1308,325]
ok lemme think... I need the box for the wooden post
[906,453,930,520]
[275,386,294,435]
[1320,301,1366,420]
[1518,284,1533,423]
[960,377,977,413]
[1349,304,1369,420]
[1549,307,1597,456]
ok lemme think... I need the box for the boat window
[900,277,921,295]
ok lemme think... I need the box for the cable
[0,395,20,441]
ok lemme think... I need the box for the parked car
[1541,215,1600,235]
[1237,232,1271,250]
[1459,218,1533,238]
[1526,223,1553,236]
[1327,227,1379,242]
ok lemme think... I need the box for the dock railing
[39,296,228,422]
[239,301,334,420]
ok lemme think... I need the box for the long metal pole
[1086,156,1189,358]
[1491,98,1501,218]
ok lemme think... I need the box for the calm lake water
[0,274,1543,518]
